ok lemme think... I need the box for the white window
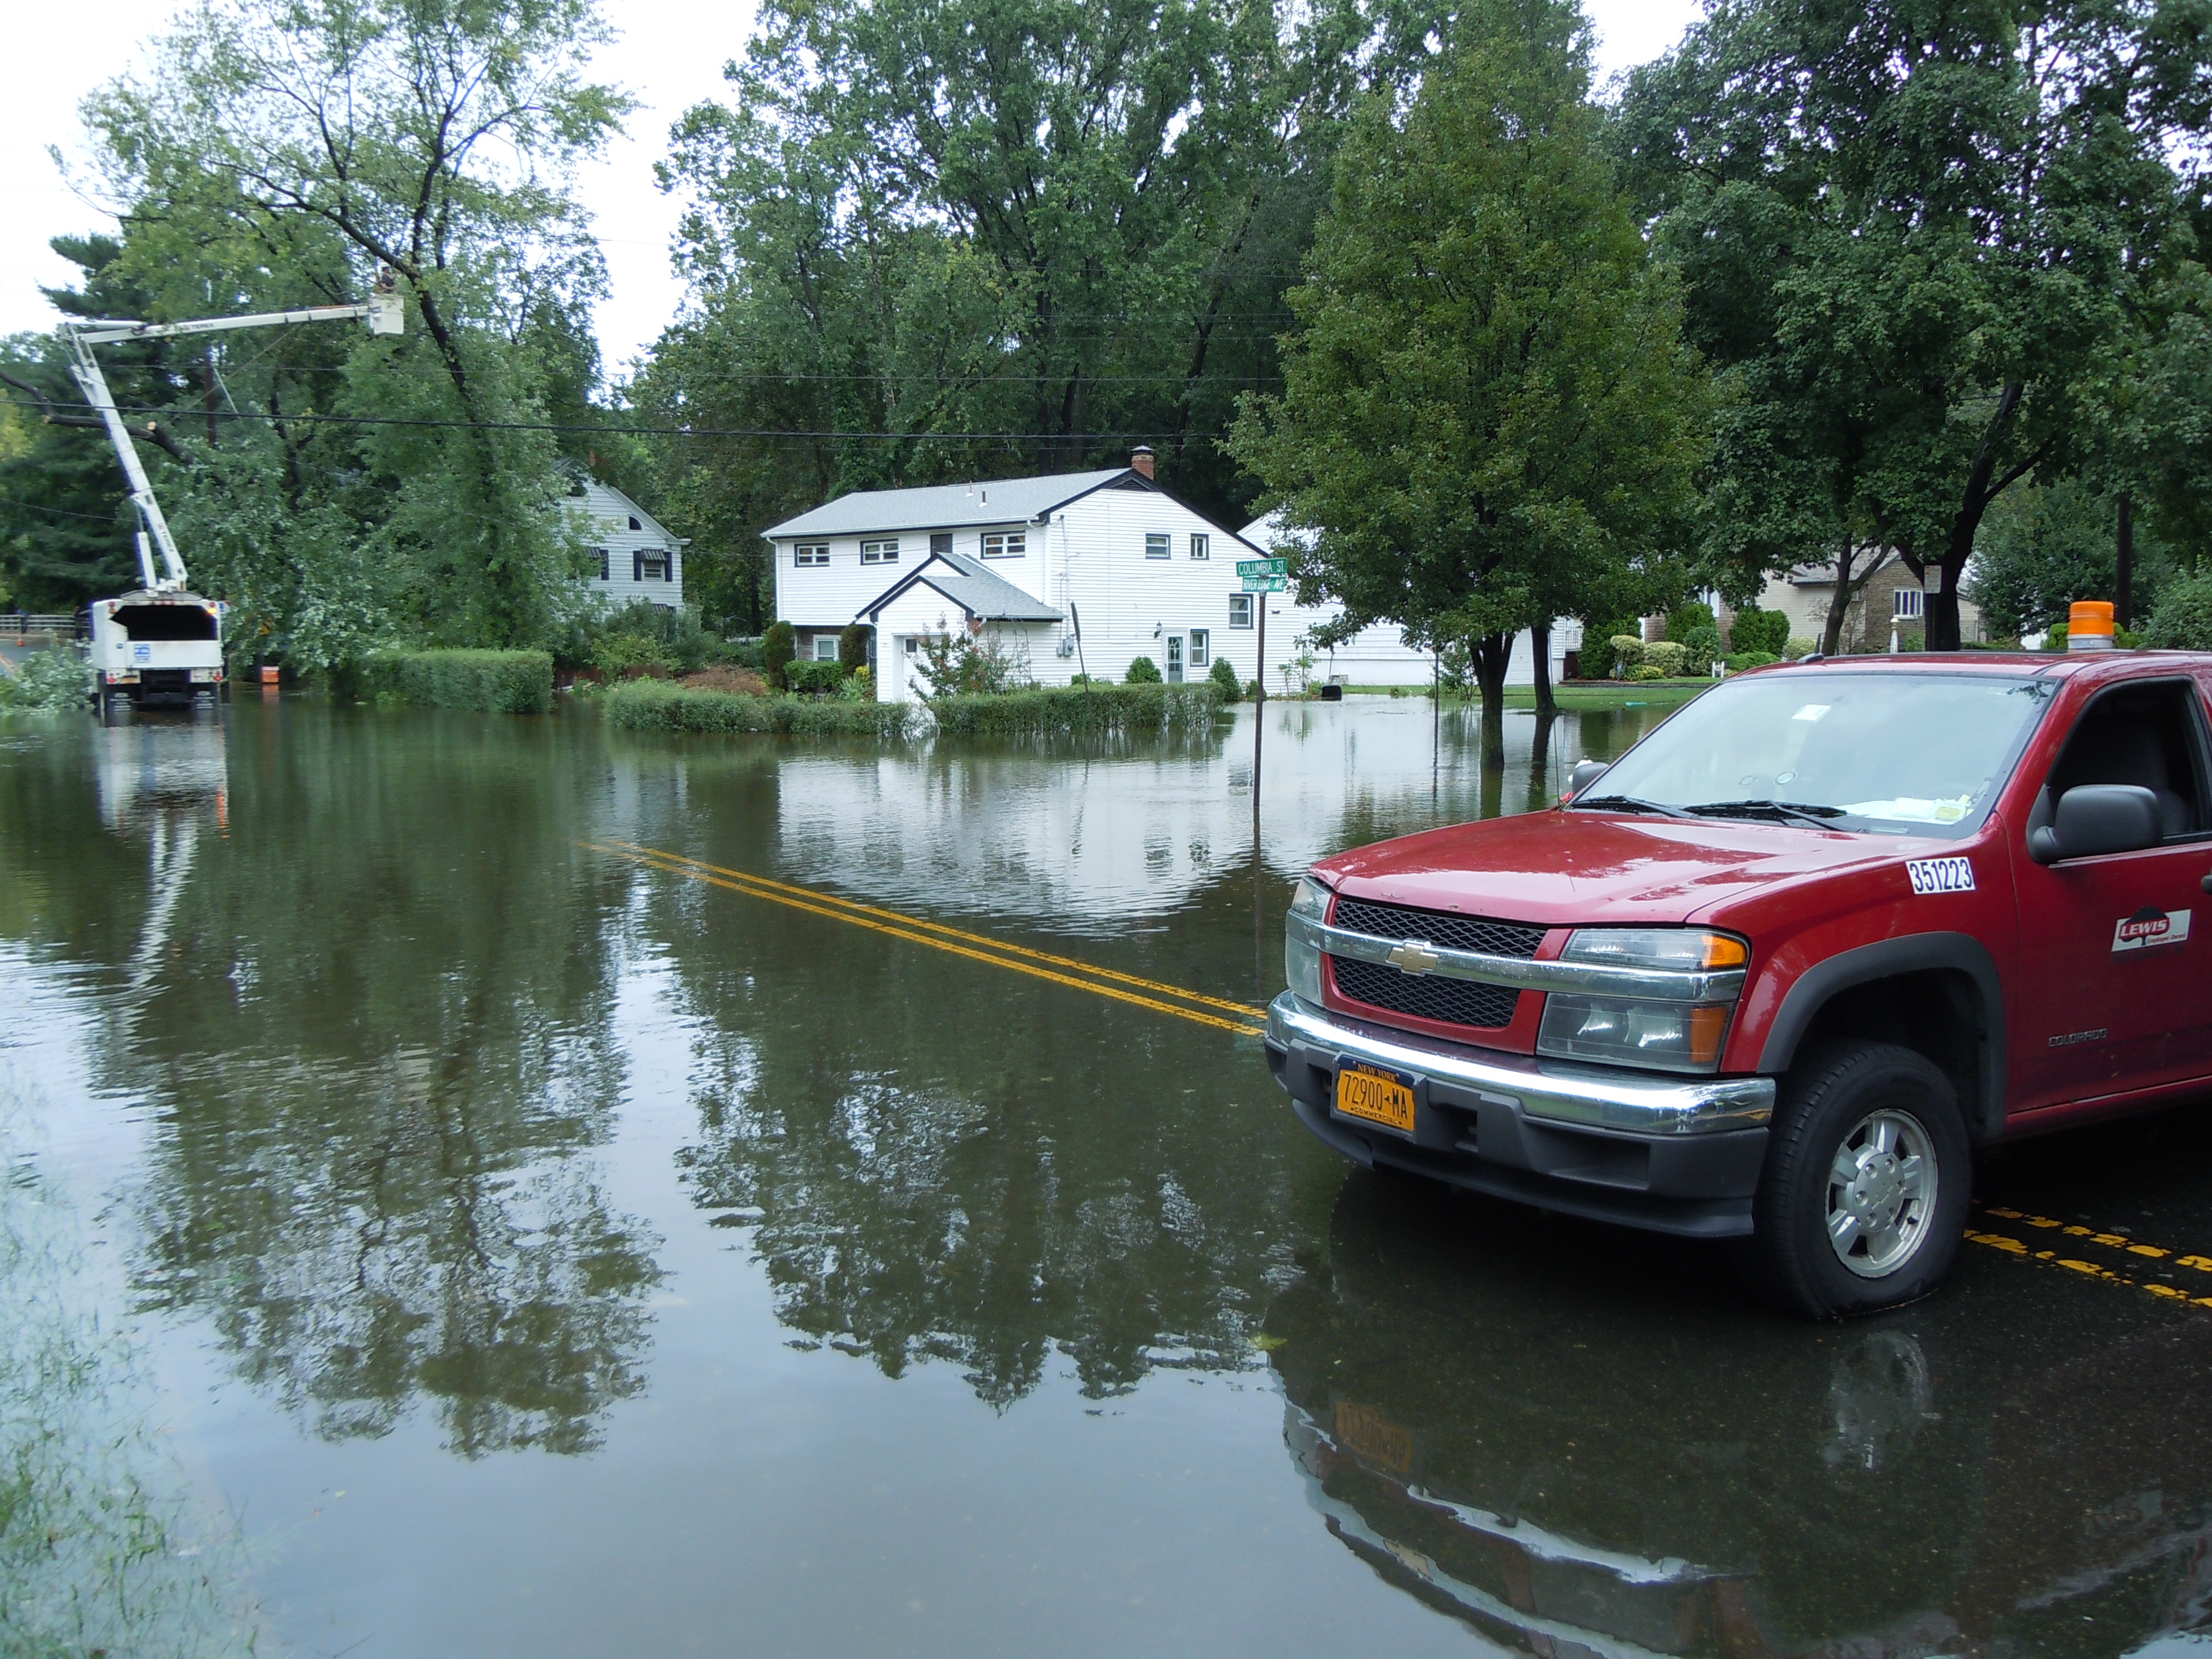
[1145,533,1170,560]
[795,543,830,567]
[637,551,668,582]
[1228,594,1253,628]
[814,636,840,662]
[982,530,1026,559]
[1189,629,1210,666]
[1189,533,1209,560]
[861,539,900,565]
[1894,587,1925,621]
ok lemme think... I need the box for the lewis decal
[2112,907,2192,953]
[1906,857,1975,895]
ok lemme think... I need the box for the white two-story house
[567,479,688,612]
[764,450,1274,703]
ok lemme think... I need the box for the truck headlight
[1536,928,1748,1073]
[1284,876,1329,1004]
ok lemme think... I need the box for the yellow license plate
[1336,1064,1415,1133]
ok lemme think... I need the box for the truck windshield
[1580,672,2054,837]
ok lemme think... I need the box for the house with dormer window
[764,448,1269,702]
[567,479,689,611]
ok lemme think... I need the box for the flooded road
[4,695,2212,1656]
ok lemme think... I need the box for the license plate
[1336,1064,1415,1133]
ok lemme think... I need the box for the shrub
[1665,601,1716,642]
[785,659,848,695]
[1673,627,1721,676]
[363,648,554,713]
[592,630,673,678]
[1644,640,1688,676]
[724,636,765,670]
[1723,651,1781,673]
[603,679,919,738]
[1784,635,1816,660]
[1208,655,1242,699]
[1607,634,1646,671]
[916,632,1028,696]
[838,624,873,672]
[2043,623,2069,652]
[1627,663,1667,682]
[2143,573,2212,650]
[762,621,796,689]
[1729,606,1790,657]
[929,683,1219,737]
[0,646,88,712]
[839,666,875,701]
[1578,620,1642,678]
[1124,655,1163,684]
[1245,679,1263,700]
[566,598,718,673]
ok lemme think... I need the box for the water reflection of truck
[1266,1175,2212,1657]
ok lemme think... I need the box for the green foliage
[0,647,90,712]
[916,632,1028,697]
[1643,640,1689,677]
[1124,656,1163,685]
[838,666,875,701]
[1784,635,1816,660]
[1627,663,1667,681]
[929,684,1220,737]
[1607,634,1646,669]
[722,636,765,670]
[1207,655,1242,700]
[363,649,555,714]
[569,599,719,675]
[1615,0,2211,647]
[2144,575,2212,650]
[592,632,674,678]
[761,622,795,690]
[1965,480,2169,639]
[1724,651,1781,673]
[1664,601,1714,641]
[1230,0,1709,697]
[784,659,848,695]
[1728,606,1790,658]
[838,625,871,672]
[602,679,919,739]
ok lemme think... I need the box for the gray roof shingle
[764,469,1135,540]
[861,551,1063,624]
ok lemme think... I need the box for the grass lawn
[1337,679,1713,709]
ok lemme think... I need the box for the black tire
[1751,1041,1970,1318]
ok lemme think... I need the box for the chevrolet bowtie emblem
[1388,940,1441,974]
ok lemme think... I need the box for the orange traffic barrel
[260,665,281,686]
[2068,600,2115,651]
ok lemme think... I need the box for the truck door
[2009,677,2212,1111]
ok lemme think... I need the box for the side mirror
[2029,784,2162,864]
[1565,758,1609,800]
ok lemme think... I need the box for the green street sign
[1241,575,1288,592]
[1236,557,1288,579]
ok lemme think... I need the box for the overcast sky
[0,0,1703,375]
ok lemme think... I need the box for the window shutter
[598,548,609,581]
[632,550,642,583]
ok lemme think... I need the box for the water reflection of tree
[0,708,665,1457]
[665,946,1325,1408]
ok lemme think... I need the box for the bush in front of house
[1643,640,1689,677]
[1607,634,1646,674]
[592,630,674,678]
[2143,573,2212,651]
[1208,656,1242,700]
[929,682,1220,737]
[839,624,872,671]
[602,678,919,738]
[1723,651,1781,673]
[784,658,849,695]
[1124,656,1163,684]
[363,648,555,713]
[1627,663,1667,682]
[1784,635,1816,660]
[762,622,796,689]
[1728,606,1790,657]
[1575,620,1641,678]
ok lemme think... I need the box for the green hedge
[784,659,848,694]
[929,683,1219,737]
[604,679,919,738]
[363,649,554,713]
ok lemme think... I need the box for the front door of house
[1165,635,1184,683]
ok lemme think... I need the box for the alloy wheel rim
[1825,1109,1938,1280]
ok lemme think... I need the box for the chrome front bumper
[1266,991,1774,1136]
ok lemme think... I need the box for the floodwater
[5,694,2212,1657]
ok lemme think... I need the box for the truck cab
[88,591,226,707]
[1264,651,2212,1314]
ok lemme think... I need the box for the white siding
[569,481,685,612]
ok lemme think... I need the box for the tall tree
[1229,0,1709,717]
[1617,0,2212,649]
[72,0,629,652]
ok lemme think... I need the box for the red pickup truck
[1264,651,2212,1314]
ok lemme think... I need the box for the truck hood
[1313,809,1929,928]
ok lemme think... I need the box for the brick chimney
[1130,445,1156,480]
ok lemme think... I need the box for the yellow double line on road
[586,839,1269,1037]
[1967,1203,2212,1311]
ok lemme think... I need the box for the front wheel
[1751,1042,1970,1317]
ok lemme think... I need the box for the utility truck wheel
[1752,1042,1969,1317]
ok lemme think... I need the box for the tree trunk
[1473,631,1512,712]
[1529,620,1555,715]
[1821,542,1859,657]
[2117,495,2135,630]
